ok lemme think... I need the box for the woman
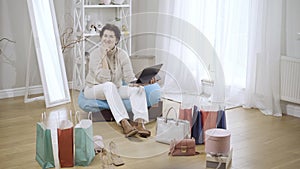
[84,24,152,138]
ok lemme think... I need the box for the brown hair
[99,24,121,44]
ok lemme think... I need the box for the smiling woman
[27,0,70,107]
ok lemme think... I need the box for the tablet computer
[130,63,163,84]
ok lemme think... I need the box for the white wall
[0,0,73,98]
[131,0,159,56]
[0,0,39,90]
[285,0,300,58]
[280,0,300,118]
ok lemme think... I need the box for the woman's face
[101,29,117,50]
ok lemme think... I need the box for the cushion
[78,83,161,113]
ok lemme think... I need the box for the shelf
[73,0,131,90]
[84,31,129,37]
[84,4,130,8]
[84,33,99,37]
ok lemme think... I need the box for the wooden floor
[0,96,300,169]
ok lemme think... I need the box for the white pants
[84,82,149,124]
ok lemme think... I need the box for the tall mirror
[27,0,70,107]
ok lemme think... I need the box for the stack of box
[205,128,232,169]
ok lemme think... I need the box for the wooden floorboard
[0,96,300,169]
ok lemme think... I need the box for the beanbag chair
[78,83,161,113]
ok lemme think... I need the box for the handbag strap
[165,107,178,124]
[168,139,176,156]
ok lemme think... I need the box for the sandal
[100,151,115,169]
[109,141,125,166]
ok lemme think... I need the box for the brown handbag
[169,138,198,156]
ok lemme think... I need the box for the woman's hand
[149,77,156,84]
[102,56,108,69]
[100,43,110,54]
[100,42,110,69]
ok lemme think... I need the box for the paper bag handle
[88,112,92,121]
[41,112,47,124]
[57,110,73,128]
[75,111,92,124]
[75,111,80,124]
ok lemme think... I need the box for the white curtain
[244,0,283,116]
[156,0,225,109]
[156,0,283,115]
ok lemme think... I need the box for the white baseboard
[0,85,43,99]
[286,104,300,118]
[281,101,300,118]
[0,82,73,99]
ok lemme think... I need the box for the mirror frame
[27,0,70,108]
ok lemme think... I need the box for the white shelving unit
[73,0,131,90]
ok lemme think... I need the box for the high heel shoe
[107,141,125,166]
[120,119,138,137]
[100,151,115,169]
[108,141,125,166]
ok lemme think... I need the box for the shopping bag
[75,111,95,166]
[201,110,218,142]
[57,111,74,168]
[191,106,204,144]
[161,98,181,119]
[179,107,193,129]
[156,107,191,144]
[36,112,55,169]
[217,110,227,129]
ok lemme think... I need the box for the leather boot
[134,119,151,138]
[120,119,138,137]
